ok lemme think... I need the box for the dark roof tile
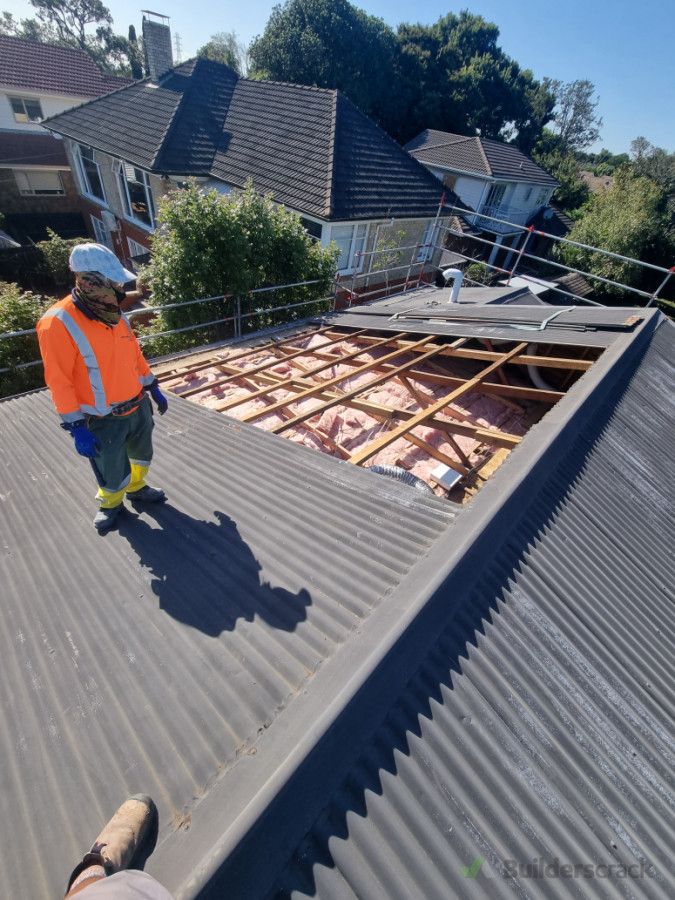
[407,128,558,187]
[0,34,131,98]
[45,59,449,221]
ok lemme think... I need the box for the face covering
[73,272,122,325]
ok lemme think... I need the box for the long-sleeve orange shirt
[37,295,155,423]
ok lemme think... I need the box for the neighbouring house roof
[42,57,448,221]
[2,289,674,899]
[0,131,69,168]
[581,169,615,193]
[527,203,574,237]
[0,35,131,98]
[407,128,558,187]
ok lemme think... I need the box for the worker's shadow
[117,505,311,636]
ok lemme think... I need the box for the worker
[37,243,169,533]
[64,794,175,898]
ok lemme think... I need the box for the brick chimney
[142,11,173,82]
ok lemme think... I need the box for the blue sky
[7,0,673,155]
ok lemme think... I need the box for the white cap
[69,243,136,283]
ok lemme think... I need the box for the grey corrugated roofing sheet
[44,59,447,221]
[327,294,647,348]
[406,129,558,186]
[2,304,673,898]
[267,313,675,899]
[0,386,454,899]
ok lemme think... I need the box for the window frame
[9,95,43,123]
[91,215,114,250]
[72,143,107,205]
[417,220,439,262]
[329,222,369,274]
[117,163,155,230]
[14,169,64,196]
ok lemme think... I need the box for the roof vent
[142,10,173,82]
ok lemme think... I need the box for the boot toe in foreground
[128,485,166,503]
[92,794,159,873]
[93,505,123,533]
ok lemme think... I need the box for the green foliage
[198,31,249,74]
[140,181,339,357]
[532,131,590,213]
[464,262,494,285]
[35,228,88,288]
[250,0,399,129]
[548,79,602,153]
[558,167,666,300]
[0,282,51,398]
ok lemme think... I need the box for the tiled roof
[0,131,68,167]
[407,128,558,186]
[0,35,131,98]
[44,58,447,220]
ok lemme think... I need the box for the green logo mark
[461,857,485,878]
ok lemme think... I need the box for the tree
[250,0,399,129]
[141,181,338,356]
[532,131,590,213]
[558,167,667,299]
[549,79,602,153]
[198,31,249,75]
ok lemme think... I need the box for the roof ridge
[475,136,492,177]
[325,90,339,218]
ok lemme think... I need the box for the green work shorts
[87,396,154,492]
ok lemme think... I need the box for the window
[14,170,64,195]
[127,237,150,270]
[417,220,439,262]
[536,188,549,206]
[10,95,43,123]
[73,144,106,203]
[483,183,506,213]
[330,223,368,272]
[300,217,323,242]
[91,215,113,250]
[118,164,155,229]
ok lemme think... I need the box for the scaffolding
[1,199,673,379]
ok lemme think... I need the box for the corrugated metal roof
[2,307,673,899]
[0,387,453,899]
[327,296,650,349]
[204,314,675,898]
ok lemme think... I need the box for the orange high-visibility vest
[37,295,155,423]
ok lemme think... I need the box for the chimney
[142,10,173,82]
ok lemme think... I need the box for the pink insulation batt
[164,333,532,487]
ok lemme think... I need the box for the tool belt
[110,391,145,417]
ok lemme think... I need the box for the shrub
[0,282,52,398]
[36,229,88,288]
[140,180,339,356]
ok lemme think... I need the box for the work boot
[93,504,123,533]
[127,485,166,503]
[65,795,158,892]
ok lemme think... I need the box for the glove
[148,380,168,415]
[62,420,100,458]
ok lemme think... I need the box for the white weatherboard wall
[0,89,87,132]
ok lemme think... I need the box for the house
[42,47,449,286]
[1,274,674,897]
[406,129,559,269]
[0,35,131,244]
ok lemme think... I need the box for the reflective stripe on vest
[42,306,111,415]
